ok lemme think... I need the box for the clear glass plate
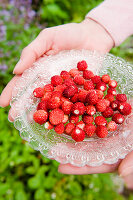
[10,50,133,167]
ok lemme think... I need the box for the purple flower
[0,25,6,41]
[0,64,8,72]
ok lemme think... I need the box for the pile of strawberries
[33,60,132,142]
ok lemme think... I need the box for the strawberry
[71,102,86,116]
[47,96,61,110]
[94,116,107,126]
[52,91,62,98]
[78,89,88,103]
[102,107,114,118]
[63,85,78,98]
[33,87,44,98]
[104,94,114,102]
[112,113,125,124]
[76,121,85,130]
[107,88,117,96]
[96,82,107,92]
[84,80,95,90]
[69,114,79,124]
[54,123,64,134]
[51,75,63,86]
[71,127,85,142]
[60,70,70,79]
[84,124,96,137]
[71,93,79,103]
[41,91,52,101]
[86,105,96,116]
[77,60,88,71]
[69,68,80,77]
[96,125,108,138]
[33,110,48,125]
[37,100,47,111]
[116,94,127,102]
[96,99,107,112]
[83,70,94,79]
[60,96,69,104]
[101,74,111,83]
[49,108,64,125]
[44,121,54,130]
[65,123,75,135]
[91,75,101,84]
[62,101,73,114]
[108,80,117,88]
[64,78,75,86]
[86,91,98,105]
[104,99,110,107]
[74,75,85,85]
[44,84,54,92]
[118,102,132,115]
[107,121,117,132]
[95,90,104,99]
[62,114,69,124]
[82,115,94,124]
[110,100,119,111]
[54,84,66,93]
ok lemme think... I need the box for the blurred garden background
[0,0,133,199]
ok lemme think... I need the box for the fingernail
[120,166,133,177]
[13,59,22,74]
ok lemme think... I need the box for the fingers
[58,161,121,175]
[13,29,54,74]
[0,75,21,107]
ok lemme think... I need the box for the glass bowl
[10,50,133,167]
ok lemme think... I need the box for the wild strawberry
[49,108,64,125]
[96,125,108,138]
[47,96,60,110]
[101,74,111,83]
[107,88,117,96]
[62,101,73,114]
[60,70,70,79]
[86,105,96,116]
[102,107,114,118]
[44,121,54,130]
[107,121,117,132]
[54,84,66,93]
[84,80,95,90]
[74,75,85,85]
[104,99,110,107]
[108,80,117,88]
[51,75,63,86]
[37,100,47,111]
[77,60,88,71]
[41,91,52,101]
[62,114,69,124]
[52,91,62,98]
[116,94,127,102]
[54,123,64,134]
[96,99,107,112]
[83,70,94,79]
[60,96,69,104]
[69,68,80,77]
[96,82,107,92]
[71,93,79,103]
[69,115,79,124]
[91,75,101,84]
[95,90,104,99]
[63,85,78,98]
[65,123,75,135]
[78,89,88,103]
[84,124,96,137]
[82,115,94,124]
[64,78,75,86]
[112,113,125,124]
[86,91,98,105]
[94,116,107,126]
[44,84,54,92]
[76,121,85,130]
[104,94,114,102]
[118,102,132,115]
[33,110,48,125]
[110,100,119,111]
[33,87,44,98]
[71,102,86,116]
[71,127,85,142]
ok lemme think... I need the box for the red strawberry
[60,96,69,104]
[33,87,44,98]
[101,74,111,83]
[96,82,107,92]
[86,105,96,116]
[44,84,54,92]
[107,88,117,96]
[71,127,85,142]
[54,123,64,134]
[94,116,107,126]
[60,71,70,79]
[71,93,79,103]
[51,75,63,86]
[91,75,101,84]
[62,101,73,114]
[71,102,86,116]
[104,99,110,107]
[54,84,66,93]
[102,107,114,118]
[77,60,88,71]
[107,121,117,132]
[82,115,94,124]
[108,80,117,88]
[65,123,75,135]
[112,113,125,124]
[74,75,85,85]
[118,102,132,115]
[84,124,96,137]
[96,99,107,112]
[110,100,119,111]
[78,89,88,103]
[33,110,48,125]
[96,125,108,138]
[63,85,78,98]
[47,96,60,110]
[116,94,127,102]
[69,115,79,124]
[69,68,80,77]
[95,90,104,99]
[62,114,69,124]
[84,80,95,90]
[41,91,52,101]
[37,100,47,111]
[86,91,98,105]
[49,108,64,125]
[83,70,94,79]
[52,91,62,98]
[76,121,85,130]
[64,78,75,86]
[44,121,54,130]
[104,94,114,102]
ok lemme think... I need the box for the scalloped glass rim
[10,50,133,167]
